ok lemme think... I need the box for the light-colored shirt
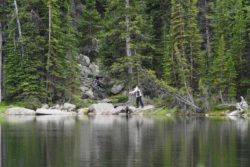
[129,86,142,97]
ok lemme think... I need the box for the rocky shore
[5,102,155,116]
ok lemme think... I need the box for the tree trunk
[125,0,132,75]
[204,0,211,63]
[14,0,24,57]
[0,22,2,102]
[125,0,133,104]
[46,3,52,100]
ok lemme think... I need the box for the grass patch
[0,102,27,113]
[0,103,11,113]
[143,108,178,116]
[205,110,228,116]
[72,96,95,108]
[0,100,39,113]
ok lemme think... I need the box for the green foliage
[100,0,155,83]
[78,0,101,59]
[110,94,128,103]
[0,98,41,112]
[0,103,12,113]
[0,0,249,110]
[210,0,247,101]
[71,96,94,108]
[163,0,204,94]
[2,0,80,103]
[4,0,46,101]
[210,36,236,101]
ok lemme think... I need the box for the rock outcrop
[111,83,125,95]
[36,109,77,116]
[6,107,36,115]
[36,103,77,115]
[63,103,76,112]
[79,54,108,100]
[88,102,155,115]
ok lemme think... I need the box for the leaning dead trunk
[125,0,132,75]
[125,0,133,104]
[0,22,2,102]
[141,68,202,111]
[46,3,52,100]
[14,0,24,57]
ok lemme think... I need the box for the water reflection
[0,115,250,167]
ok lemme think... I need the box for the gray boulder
[115,106,127,113]
[89,64,99,76]
[6,107,36,115]
[88,103,116,114]
[111,83,125,94]
[80,54,90,67]
[50,104,62,110]
[41,104,49,109]
[80,86,90,93]
[85,89,95,99]
[36,109,77,116]
[63,103,76,112]
[128,106,136,113]
[80,66,92,76]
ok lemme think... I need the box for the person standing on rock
[129,85,144,108]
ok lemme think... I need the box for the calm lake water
[0,115,250,167]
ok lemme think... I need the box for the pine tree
[164,0,186,88]
[62,1,80,101]
[185,0,205,92]
[45,0,79,102]
[78,0,101,59]
[100,0,155,84]
[4,0,46,101]
[210,36,236,102]
[211,0,247,101]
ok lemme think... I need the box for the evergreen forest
[0,0,249,112]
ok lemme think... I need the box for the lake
[0,115,250,167]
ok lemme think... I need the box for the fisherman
[129,85,144,108]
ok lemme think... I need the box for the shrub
[110,94,128,103]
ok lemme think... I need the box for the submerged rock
[6,107,36,115]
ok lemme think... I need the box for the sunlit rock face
[79,54,108,100]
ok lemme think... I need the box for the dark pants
[136,96,144,108]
